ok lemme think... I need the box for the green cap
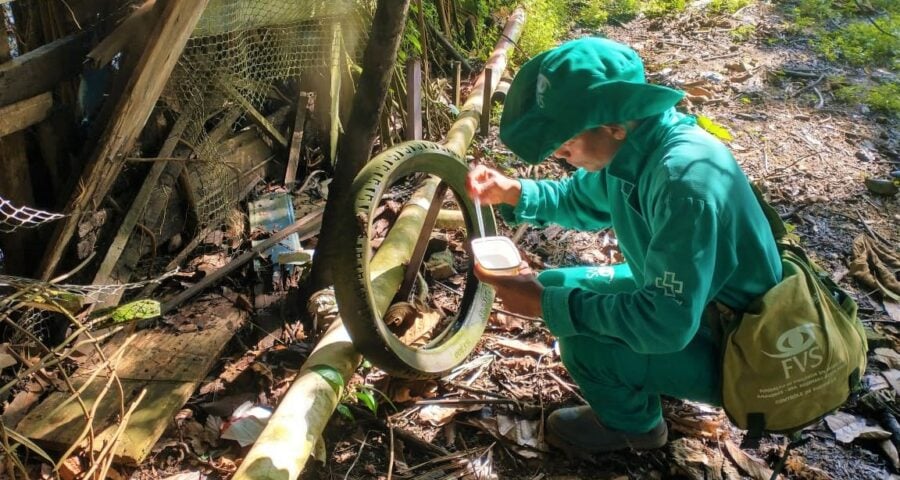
[499,37,685,164]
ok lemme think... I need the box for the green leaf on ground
[310,364,345,396]
[356,389,378,415]
[697,115,734,141]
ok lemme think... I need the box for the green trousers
[538,264,723,433]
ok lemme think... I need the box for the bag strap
[750,182,788,242]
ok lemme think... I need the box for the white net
[0,196,66,233]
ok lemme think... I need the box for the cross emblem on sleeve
[655,271,683,297]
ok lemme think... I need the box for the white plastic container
[471,236,522,275]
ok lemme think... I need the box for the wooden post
[405,57,422,141]
[393,181,448,304]
[480,67,493,137]
[285,92,315,187]
[453,60,462,107]
[328,22,342,164]
[37,0,210,280]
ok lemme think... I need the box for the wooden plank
[0,93,53,137]
[37,0,211,280]
[92,113,192,301]
[328,22,342,163]
[453,60,461,106]
[0,33,90,108]
[284,92,314,186]
[480,67,493,137]
[405,57,422,141]
[17,298,247,464]
[219,81,288,148]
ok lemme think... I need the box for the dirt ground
[134,2,899,479]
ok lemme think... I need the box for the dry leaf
[825,412,892,443]
[880,439,900,470]
[670,437,725,480]
[882,369,900,395]
[419,405,461,426]
[724,441,776,480]
[492,337,552,356]
[497,414,548,452]
[874,349,900,369]
[885,300,900,322]
[160,473,204,480]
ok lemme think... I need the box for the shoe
[546,405,668,454]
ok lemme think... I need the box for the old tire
[332,141,495,378]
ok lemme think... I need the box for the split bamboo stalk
[232,8,525,479]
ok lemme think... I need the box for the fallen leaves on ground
[825,411,892,443]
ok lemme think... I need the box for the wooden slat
[405,58,422,141]
[91,113,192,306]
[0,93,53,137]
[284,92,314,186]
[17,298,246,464]
[38,0,211,280]
[218,81,288,148]
[0,33,90,108]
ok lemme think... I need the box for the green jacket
[502,109,782,354]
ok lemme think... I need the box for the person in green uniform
[467,37,782,453]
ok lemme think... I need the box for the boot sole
[545,425,668,455]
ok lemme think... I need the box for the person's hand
[466,165,522,206]
[474,261,543,318]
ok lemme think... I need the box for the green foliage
[697,115,734,141]
[574,1,608,28]
[336,403,355,421]
[817,15,899,68]
[836,82,900,115]
[775,0,899,115]
[311,364,345,396]
[603,0,640,21]
[643,0,687,18]
[356,389,378,414]
[731,24,757,42]
[709,0,752,14]
[517,0,569,60]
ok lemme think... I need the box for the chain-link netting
[161,0,362,225]
[0,196,66,233]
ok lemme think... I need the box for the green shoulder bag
[720,187,868,441]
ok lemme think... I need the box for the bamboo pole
[232,8,525,479]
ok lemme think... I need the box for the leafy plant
[731,23,757,42]
[517,0,569,61]
[836,82,900,115]
[817,15,899,68]
[574,0,609,28]
[603,0,640,21]
[709,0,753,14]
[643,0,687,18]
[697,115,734,142]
